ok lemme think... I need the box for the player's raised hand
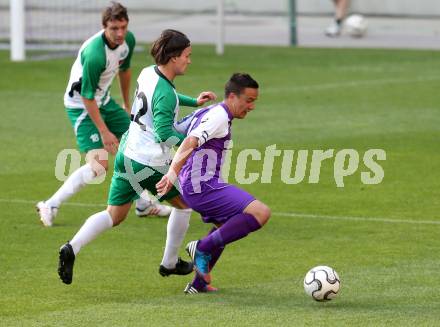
[196,91,217,106]
[101,130,119,155]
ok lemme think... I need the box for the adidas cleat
[183,283,218,294]
[159,257,193,277]
[58,242,75,284]
[185,241,211,284]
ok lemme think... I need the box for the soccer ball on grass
[303,265,340,301]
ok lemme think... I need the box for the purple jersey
[178,102,255,223]
[179,102,233,194]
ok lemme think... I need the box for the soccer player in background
[57,29,216,285]
[325,0,351,37]
[36,2,171,227]
[156,73,271,293]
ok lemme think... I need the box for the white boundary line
[1,198,102,208]
[274,212,440,226]
[2,198,439,226]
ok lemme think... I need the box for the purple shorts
[181,184,255,225]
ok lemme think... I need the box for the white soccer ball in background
[345,14,368,38]
[304,265,341,301]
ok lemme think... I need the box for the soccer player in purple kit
[157,73,271,293]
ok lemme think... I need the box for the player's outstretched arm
[196,91,217,106]
[177,91,216,108]
[156,136,199,196]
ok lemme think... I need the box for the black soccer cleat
[159,257,194,277]
[58,242,75,285]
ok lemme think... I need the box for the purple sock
[192,275,207,290]
[198,213,261,253]
[192,227,226,290]
[205,226,225,271]
[209,245,224,271]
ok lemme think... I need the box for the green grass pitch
[0,45,439,326]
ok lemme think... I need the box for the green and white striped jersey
[64,30,135,109]
[123,65,198,166]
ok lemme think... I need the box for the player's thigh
[107,172,139,207]
[182,184,255,224]
[111,152,180,204]
[66,108,103,153]
[101,99,130,139]
[108,150,142,205]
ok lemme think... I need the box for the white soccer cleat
[36,201,58,227]
[325,23,341,37]
[135,198,172,217]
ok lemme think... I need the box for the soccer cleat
[135,198,172,217]
[183,282,218,294]
[159,257,194,277]
[185,241,211,284]
[325,23,341,37]
[58,242,75,284]
[184,283,199,294]
[36,201,58,227]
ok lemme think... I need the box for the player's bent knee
[245,200,271,226]
[87,149,109,172]
[95,159,109,172]
[102,162,109,171]
[257,204,271,226]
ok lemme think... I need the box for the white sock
[161,208,192,268]
[46,163,96,208]
[70,210,113,255]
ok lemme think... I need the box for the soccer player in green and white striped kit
[36,2,170,226]
[57,29,217,284]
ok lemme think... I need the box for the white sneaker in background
[36,201,58,227]
[325,23,341,37]
[135,197,172,217]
